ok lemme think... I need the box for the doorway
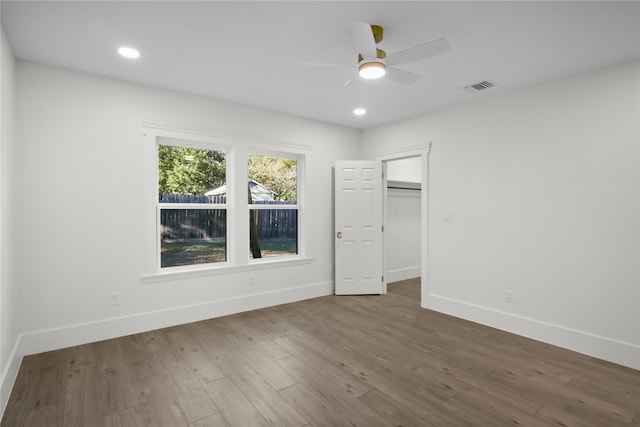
[384,156,422,301]
[334,147,428,302]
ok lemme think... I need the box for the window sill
[140,256,313,284]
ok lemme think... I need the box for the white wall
[362,60,640,369]
[0,24,20,415]
[387,156,421,183]
[13,62,360,356]
[386,188,421,282]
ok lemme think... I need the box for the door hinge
[381,225,384,232]
[381,275,384,282]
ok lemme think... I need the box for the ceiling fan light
[358,61,386,79]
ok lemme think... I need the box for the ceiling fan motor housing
[358,48,387,63]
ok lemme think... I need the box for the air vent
[463,80,495,93]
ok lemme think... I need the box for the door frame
[374,143,431,307]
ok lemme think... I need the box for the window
[248,154,298,260]
[143,125,310,277]
[157,144,227,269]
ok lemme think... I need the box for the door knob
[336,232,343,238]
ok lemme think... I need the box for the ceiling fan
[303,22,450,86]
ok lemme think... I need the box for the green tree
[247,154,297,201]
[158,145,226,195]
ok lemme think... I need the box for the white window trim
[142,124,312,282]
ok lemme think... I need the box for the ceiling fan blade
[386,37,450,66]
[386,67,422,85]
[351,21,377,59]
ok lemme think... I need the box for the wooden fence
[160,194,297,240]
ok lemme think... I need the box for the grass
[251,239,298,259]
[161,240,226,268]
[161,238,297,268]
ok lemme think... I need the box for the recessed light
[118,46,140,59]
[353,108,367,116]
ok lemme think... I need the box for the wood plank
[275,353,368,398]
[274,336,371,396]
[20,403,62,427]
[94,339,139,415]
[1,359,36,426]
[203,377,270,427]
[278,383,354,427]
[275,356,390,426]
[413,363,544,416]
[216,353,307,426]
[487,368,636,426]
[66,343,97,372]
[142,328,174,353]
[23,352,67,412]
[342,360,466,424]
[188,413,230,427]
[236,338,290,361]
[116,334,159,380]
[198,317,236,338]
[166,326,226,384]
[63,366,104,427]
[135,374,188,427]
[357,389,426,427]
[285,329,357,368]
[229,347,298,391]
[567,373,640,412]
[191,329,237,358]
[535,402,617,427]
[153,348,219,423]
[441,390,554,427]
[104,407,146,427]
[243,311,298,340]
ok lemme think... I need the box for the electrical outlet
[110,292,121,306]
[505,290,514,303]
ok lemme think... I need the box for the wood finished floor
[2,278,639,427]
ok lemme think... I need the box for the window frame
[141,124,312,282]
[247,149,303,263]
[156,138,230,272]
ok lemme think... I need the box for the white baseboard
[425,293,640,370]
[386,266,421,283]
[17,281,333,358]
[0,340,22,420]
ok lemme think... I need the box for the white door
[334,161,384,295]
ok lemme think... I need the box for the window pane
[247,154,296,203]
[158,145,226,203]
[249,209,298,259]
[161,209,226,267]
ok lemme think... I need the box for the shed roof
[205,180,276,201]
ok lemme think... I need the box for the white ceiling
[2,1,639,129]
